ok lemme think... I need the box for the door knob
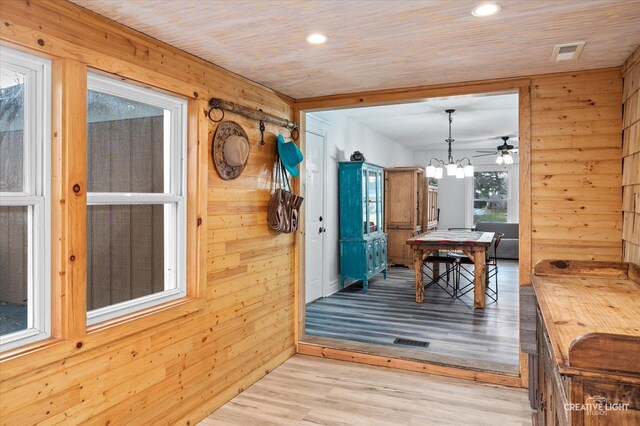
[319,227,326,233]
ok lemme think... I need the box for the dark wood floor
[305,261,520,374]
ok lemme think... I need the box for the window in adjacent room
[86,72,187,325]
[472,170,509,224]
[0,47,51,351]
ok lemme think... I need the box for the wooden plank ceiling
[71,0,640,99]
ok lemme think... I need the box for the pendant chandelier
[426,109,474,179]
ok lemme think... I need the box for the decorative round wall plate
[213,120,250,180]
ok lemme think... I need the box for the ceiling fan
[474,136,518,164]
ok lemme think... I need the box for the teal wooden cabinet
[339,162,387,293]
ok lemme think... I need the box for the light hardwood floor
[199,354,532,425]
[305,261,520,374]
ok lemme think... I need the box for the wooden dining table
[406,230,496,308]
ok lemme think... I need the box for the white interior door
[305,130,326,304]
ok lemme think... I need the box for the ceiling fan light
[435,167,444,179]
[426,165,436,177]
[496,155,504,165]
[504,154,514,165]
[446,163,458,176]
[456,167,465,179]
[464,164,474,177]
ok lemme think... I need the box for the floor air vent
[393,338,430,348]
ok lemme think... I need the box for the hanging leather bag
[268,156,303,233]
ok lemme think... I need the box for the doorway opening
[300,90,522,375]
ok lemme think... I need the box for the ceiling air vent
[551,42,586,62]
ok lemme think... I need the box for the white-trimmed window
[86,72,186,325]
[465,165,518,227]
[0,47,51,351]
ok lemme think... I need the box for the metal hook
[207,105,224,123]
[259,120,266,145]
[290,126,299,141]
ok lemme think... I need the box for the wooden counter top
[532,260,640,379]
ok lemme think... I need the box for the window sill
[86,296,203,336]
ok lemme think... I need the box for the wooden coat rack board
[208,97,299,143]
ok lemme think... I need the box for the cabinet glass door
[367,170,378,233]
[362,169,368,235]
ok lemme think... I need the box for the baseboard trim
[325,279,340,296]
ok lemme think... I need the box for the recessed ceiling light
[471,3,501,17]
[306,33,328,45]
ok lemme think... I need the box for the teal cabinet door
[380,238,388,269]
[366,241,374,275]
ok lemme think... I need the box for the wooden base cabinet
[531,260,640,426]
[386,229,415,269]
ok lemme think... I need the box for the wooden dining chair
[453,232,503,302]
[413,231,457,298]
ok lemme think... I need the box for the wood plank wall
[0,1,295,424]
[530,69,623,264]
[622,47,640,264]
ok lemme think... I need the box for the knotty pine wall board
[622,46,640,263]
[530,69,623,263]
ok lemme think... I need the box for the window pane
[0,206,28,336]
[474,171,508,200]
[0,68,25,192]
[474,200,508,223]
[87,90,165,193]
[86,205,165,311]
[367,171,377,232]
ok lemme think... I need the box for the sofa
[475,222,519,260]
